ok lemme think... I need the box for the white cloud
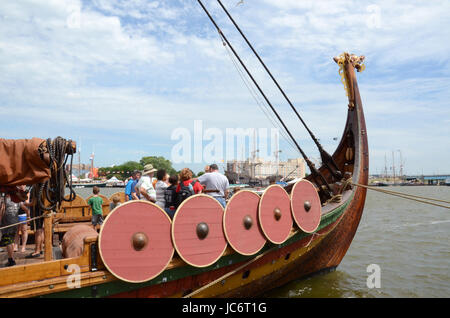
[0,0,449,173]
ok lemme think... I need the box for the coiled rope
[36,137,76,212]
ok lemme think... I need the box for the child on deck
[109,195,121,212]
[88,186,104,231]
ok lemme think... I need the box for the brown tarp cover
[0,138,50,186]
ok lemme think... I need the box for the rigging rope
[215,0,343,182]
[221,36,300,154]
[351,182,450,209]
[184,180,448,298]
[196,0,334,200]
[0,213,49,232]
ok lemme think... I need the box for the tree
[140,156,177,176]
[121,161,143,173]
[98,161,143,180]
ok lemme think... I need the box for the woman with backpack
[175,168,203,208]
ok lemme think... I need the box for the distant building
[226,157,305,182]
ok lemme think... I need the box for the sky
[0,0,449,176]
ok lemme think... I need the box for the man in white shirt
[138,164,157,203]
[197,164,229,208]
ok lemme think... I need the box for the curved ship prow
[0,52,369,298]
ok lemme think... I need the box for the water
[70,186,450,298]
[67,187,125,200]
[264,186,450,298]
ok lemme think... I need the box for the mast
[384,153,388,181]
[90,145,95,179]
[392,150,396,185]
[398,149,403,182]
[78,137,81,179]
[274,136,281,179]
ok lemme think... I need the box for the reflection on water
[70,186,450,298]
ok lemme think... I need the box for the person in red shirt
[176,168,203,207]
[176,168,203,193]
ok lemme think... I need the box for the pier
[370,174,450,185]
[421,175,450,185]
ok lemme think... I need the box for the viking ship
[0,2,368,298]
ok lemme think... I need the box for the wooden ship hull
[0,53,368,298]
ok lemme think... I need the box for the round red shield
[99,201,174,283]
[258,185,293,244]
[172,194,227,267]
[223,190,266,255]
[290,179,321,233]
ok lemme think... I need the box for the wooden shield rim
[258,184,293,244]
[223,190,266,256]
[98,200,174,283]
[171,194,227,268]
[290,179,321,233]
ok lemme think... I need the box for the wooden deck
[0,191,123,269]
[0,245,45,268]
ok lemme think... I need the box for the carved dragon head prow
[333,52,365,71]
[333,52,365,109]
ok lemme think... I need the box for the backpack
[164,186,177,208]
[176,180,197,207]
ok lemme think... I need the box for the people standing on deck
[0,193,22,266]
[269,175,277,185]
[165,173,171,185]
[14,189,31,253]
[176,168,203,207]
[125,171,137,201]
[26,185,45,259]
[131,171,142,200]
[197,164,229,208]
[139,164,157,203]
[155,169,168,209]
[88,186,104,232]
[164,175,179,219]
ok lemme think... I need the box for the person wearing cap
[138,164,157,203]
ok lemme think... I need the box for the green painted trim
[40,193,353,298]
